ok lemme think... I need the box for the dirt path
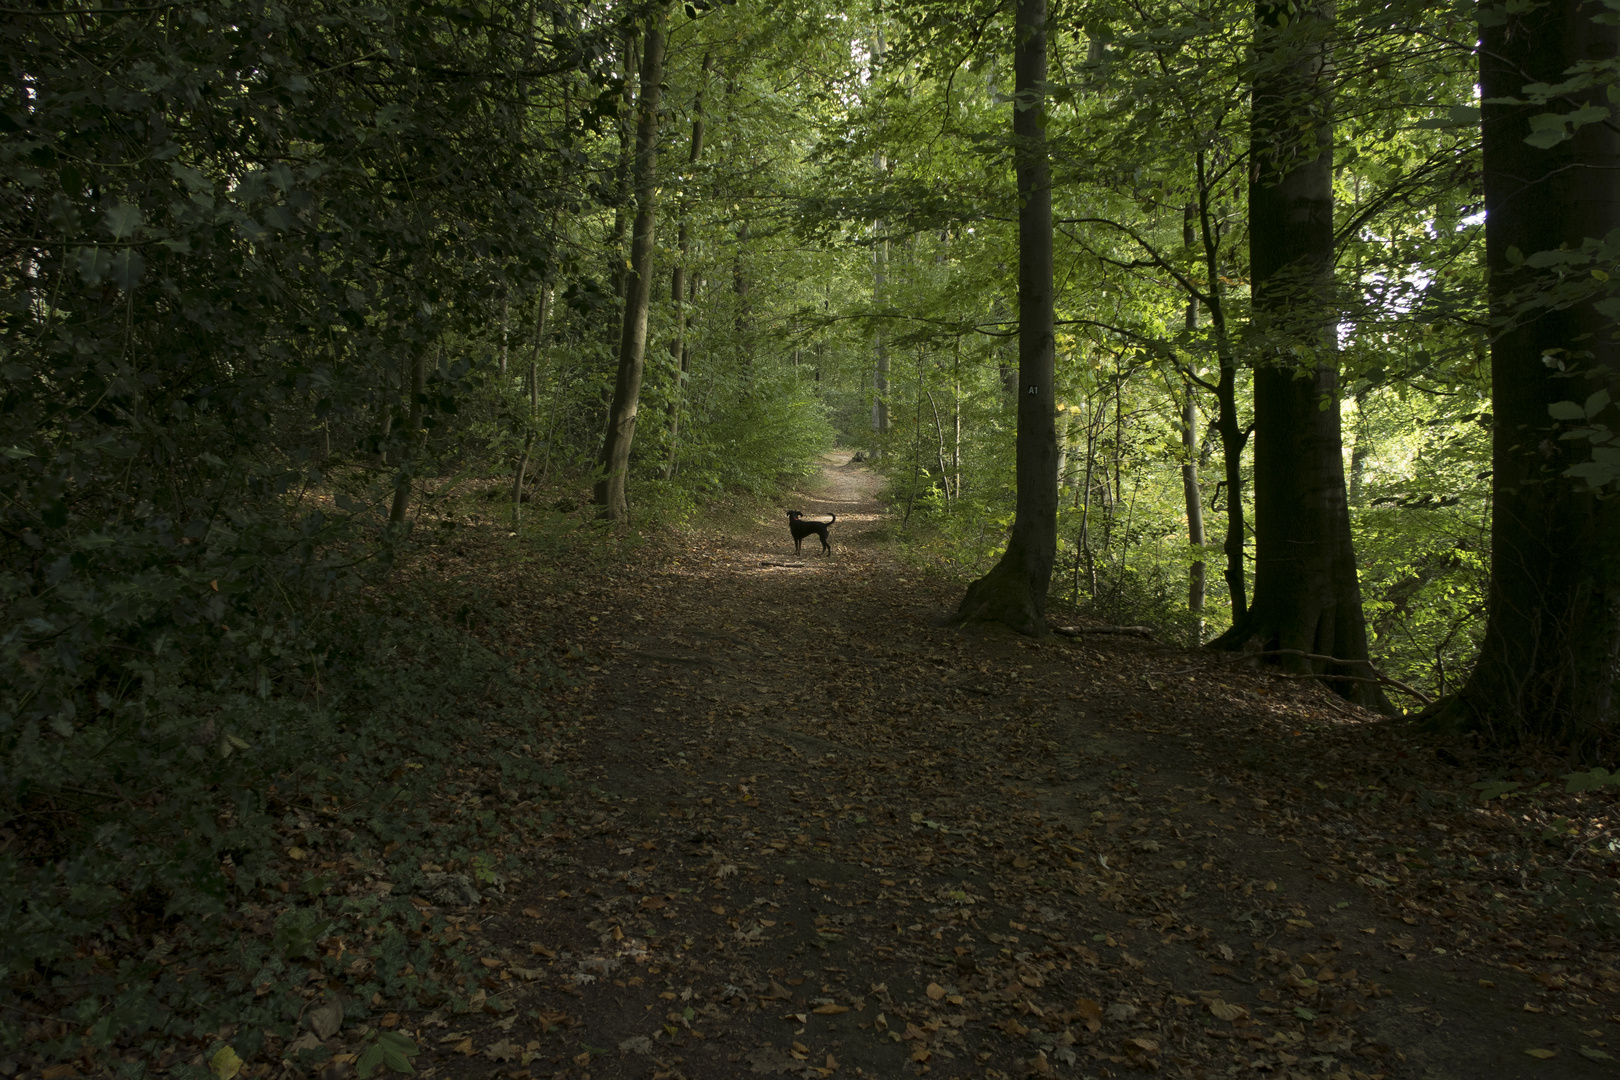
[423,456,1619,1080]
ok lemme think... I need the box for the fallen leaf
[1121,1036,1159,1057]
[812,1003,849,1014]
[1210,1001,1248,1022]
[1580,1046,1616,1062]
[210,1047,243,1080]
[925,982,946,1001]
[484,1039,520,1062]
[306,1000,344,1040]
[1525,1048,1556,1059]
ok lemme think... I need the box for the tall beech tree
[1439,0,1620,750]
[1208,0,1390,712]
[955,0,1058,635]
[596,4,669,520]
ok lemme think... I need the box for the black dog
[786,510,836,555]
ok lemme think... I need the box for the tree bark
[388,346,426,526]
[1210,0,1390,712]
[955,0,1057,636]
[1191,154,1249,621]
[872,219,890,444]
[665,51,712,482]
[512,284,551,523]
[1181,377,1206,645]
[594,6,667,521]
[1180,206,1207,645]
[1438,0,1620,752]
[608,25,638,308]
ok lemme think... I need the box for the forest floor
[307,454,1620,1080]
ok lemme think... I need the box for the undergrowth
[1,518,583,1076]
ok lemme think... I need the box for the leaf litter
[363,458,1620,1080]
[19,457,1620,1080]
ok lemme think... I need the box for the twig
[1052,625,1156,640]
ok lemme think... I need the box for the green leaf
[356,1043,387,1078]
[1472,780,1521,802]
[356,1033,420,1077]
[1415,105,1479,130]
[1580,1046,1616,1061]
[1563,768,1615,793]
[1585,389,1611,417]
[77,247,112,284]
[104,201,143,239]
[1567,104,1612,127]
[1549,401,1586,421]
[111,249,145,291]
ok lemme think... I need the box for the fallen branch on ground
[1052,625,1156,640]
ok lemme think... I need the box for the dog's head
[786,510,802,521]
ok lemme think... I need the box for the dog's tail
[829,514,836,526]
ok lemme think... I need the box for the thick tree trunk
[594,7,667,521]
[1439,0,1620,752]
[1210,0,1391,712]
[955,0,1057,636]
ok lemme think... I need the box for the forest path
[435,455,1612,1080]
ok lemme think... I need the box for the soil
[406,454,1620,1080]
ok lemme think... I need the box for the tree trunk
[498,294,509,378]
[665,52,712,482]
[1347,386,1371,505]
[872,224,890,443]
[870,23,890,449]
[512,285,551,523]
[955,0,1057,637]
[952,338,962,500]
[1193,153,1249,623]
[388,346,426,526]
[594,6,667,521]
[1438,0,1620,752]
[1210,0,1390,713]
[1181,379,1207,645]
[608,25,638,308]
